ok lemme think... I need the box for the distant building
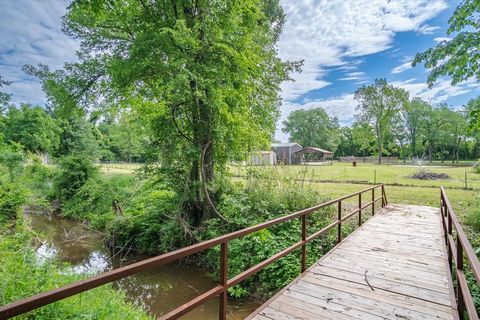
[249,151,277,166]
[271,143,302,165]
[294,147,334,163]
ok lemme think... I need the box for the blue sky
[1,0,479,142]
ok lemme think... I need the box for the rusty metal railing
[0,184,387,320]
[440,187,480,320]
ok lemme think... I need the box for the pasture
[99,161,479,225]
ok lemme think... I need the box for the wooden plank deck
[247,204,457,320]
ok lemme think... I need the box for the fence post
[337,201,342,243]
[358,193,362,226]
[301,215,306,272]
[371,188,375,216]
[219,242,228,320]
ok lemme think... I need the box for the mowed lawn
[231,162,480,189]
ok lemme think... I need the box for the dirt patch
[410,170,451,180]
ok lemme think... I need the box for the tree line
[283,79,480,164]
[0,76,150,163]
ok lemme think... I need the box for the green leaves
[283,108,340,152]
[413,0,480,86]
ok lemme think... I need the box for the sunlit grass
[230,162,480,190]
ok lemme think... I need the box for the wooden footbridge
[1,185,479,319]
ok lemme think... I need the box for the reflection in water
[28,214,259,319]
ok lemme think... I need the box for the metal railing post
[457,235,465,320]
[301,215,306,272]
[381,185,386,207]
[337,201,342,243]
[358,193,362,226]
[219,242,228,320]
[371,188,375,215]
[447,205,453,269]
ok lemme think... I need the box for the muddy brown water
[27,213,260,319]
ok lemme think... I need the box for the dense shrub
[20,158,56,210]
[106,186,180,254]
[61,175,139,229]
[0,143,24,182]
[0,182,27,223]
[53,155,99,202]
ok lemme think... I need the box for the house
[249,151,277,166]
[294,147,334,164]
[271,143,302,165]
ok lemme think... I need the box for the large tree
[413,0,480,86]
[282,108,340,152]
[354,79,408,164]
[30,0,297,225]
[402,98,429,158]
[419,103,449,162]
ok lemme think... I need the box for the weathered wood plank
[248,204,456,320]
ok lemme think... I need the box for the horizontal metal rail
[440,187,480,320]
[0,184,387,320]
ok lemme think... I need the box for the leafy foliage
[282,108,340,151]
[0,142,24,181]
[53,155,99,203]
[109,167,340,298]
[413,0,480,86]
[0,182,27,224]
[3,104,59,154]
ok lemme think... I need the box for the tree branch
[171,102,193,142]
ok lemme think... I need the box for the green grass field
[231,162,480,190]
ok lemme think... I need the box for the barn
[271,143,302,165]
[294,147,334,164]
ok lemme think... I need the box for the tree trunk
[412,137,416,158]
[376,124,382,164]
[377,139,382,165]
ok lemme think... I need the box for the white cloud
[279,0,448,101]
[391,60,413,74]
[417,24,441,35]
[392,78,480,104]
[434,37,453,43]
[0,0,79,105]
